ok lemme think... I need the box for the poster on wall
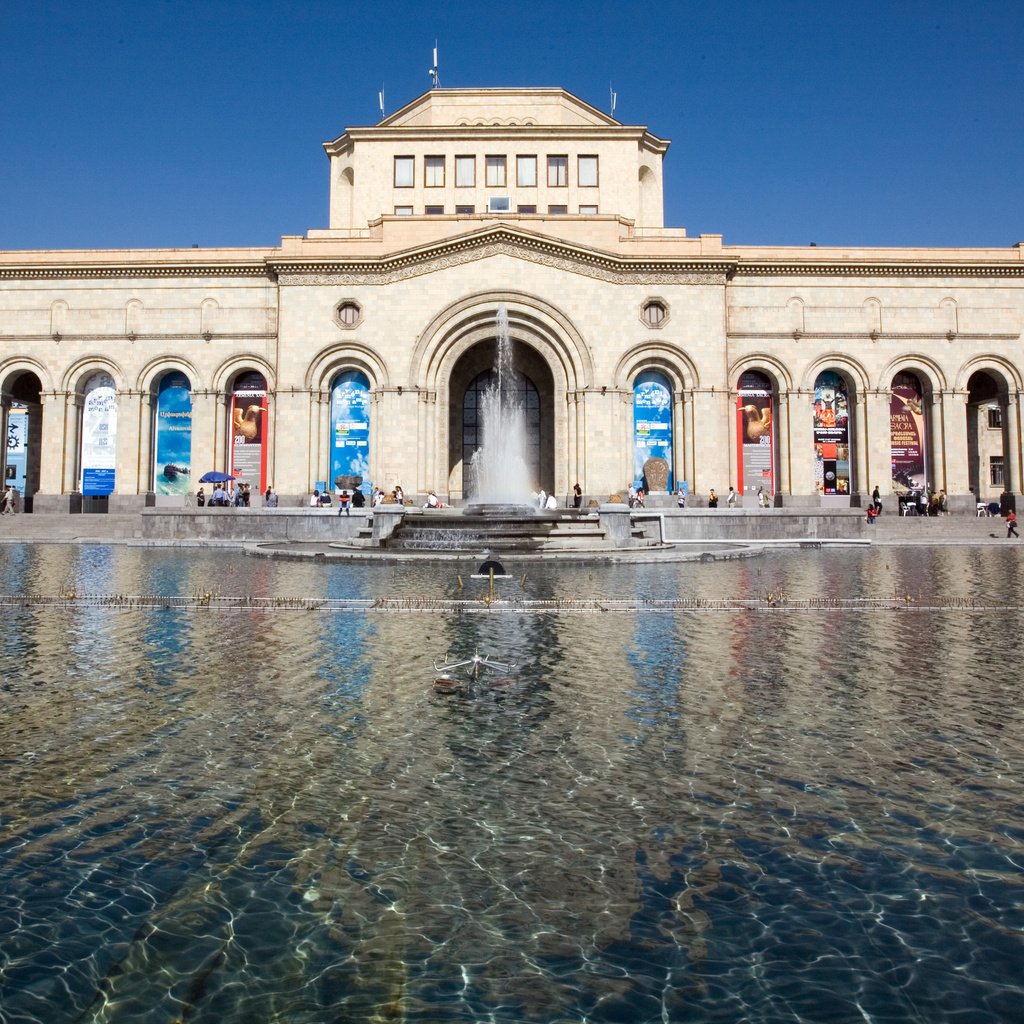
[890,372,926,494]
[330,371,370,492]
[81,372,117,496]
[813,371,850,495]
[229,372,268,492]
[154,373,193,495]
[6,403,28,493]
[736,371,774,499]
[632,372,673,491]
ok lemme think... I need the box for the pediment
[378,88,620,129]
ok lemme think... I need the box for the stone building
[0,87,1021,512]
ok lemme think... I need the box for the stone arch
[613,342,700,393]
[0,357,54,396]
[638,164,658,227]
[877,355,947,395]
[958,358,1020,501]
[954,355,1022,394]
[729,355,793,394]
[799,354,869,396]
[213,356,276,395]
[63,357,127,395]
[306,342,389,394]
[137,357,202,394]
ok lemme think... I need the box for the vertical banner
[330,371,370,492]
[813,371,851,495]
[632,371,673,491]
[6,402,28,493]
[229,371,268,492]
[890,372,926,493]
[736,371,774,499]
[154,373,193,495]
[81,372,117,496]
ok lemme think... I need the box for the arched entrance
[966,369,1011,503]
[228,371,269,493]
[890,370,930,497]
[152,371,193,496]
[448,339,553,500]
[736,370,777,503]
[812,370,853,498]
[2,372,43,512]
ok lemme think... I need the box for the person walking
[1007,509,1019,539]
[573,482,582,509]
[726,486,736,508]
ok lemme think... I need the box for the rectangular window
[393,206,413,216]
[579,205,598,215]
[425,156,445,187]
[455,204,475,215]
[547,204,568,215]
[424,205,444,215]
[547,155,567,187]
[578,155,599,187]
[455,155,475,187]
[394,156,414,188]
[516,155,537,187]
[517,204,536,214]
[487,196,511,213]
[990,455,1004,487]
[486,155,506,187]
[988,407,1003,429]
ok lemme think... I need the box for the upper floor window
[335,301,362,328]
[991,456,1004,487]
[579,205,598,215]
[393,206,413,216]
[642,300,668,327]
[424,205,444,216]
[547,155,568,187]
[988,407,1003,429]
[394,156,414,188]
[547,204,568,215]
[455,204,475,215]
[486,155,506,187]
[517,155,537,187]
[517,205,536,214]
[455,155,475,187]
[425,156,445,187]
[578,155,599,187]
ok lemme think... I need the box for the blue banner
[330,371,370,492]
[633,372,673,491]
[154,373,192,495]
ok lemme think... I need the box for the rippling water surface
[1,544,1022,1023]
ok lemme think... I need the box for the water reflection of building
[1,88,1021,512]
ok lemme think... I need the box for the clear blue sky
[4,0,1022,251]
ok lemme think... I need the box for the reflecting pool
[1,544,1022,1023]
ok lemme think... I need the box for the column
[865,390,893,497]
[775,393,791,496]
[189,390,218,487]
[1004,390,1022,494]
[690,388,730,496]
[38,391,68,496]
[61,392,80,494]
[939,389,970,498]
[114,390,142,496]
[853,391,868,498]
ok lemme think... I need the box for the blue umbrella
[198,471,236,483]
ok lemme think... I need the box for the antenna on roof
[378,86,386,120]
[429,41,440,88]
[609,82,617,118]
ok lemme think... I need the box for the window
[642,300,667,327]
[516,155,537,187]
[547,155,567,187]
[425,156,445,187]
[393,206,413,216]
[988,407,1003,429]
[578,155,599,187]
[394,156,414,188]
[990,456,1004,487]
[486,155,506,187]
[455,156,475,187]
[455,204,475,215]
[547,204,567,215]
[517,205,536,214]
[335,301,361,328]
[487,196,511,213]
[579,205,598,215]
[424,205,444,216]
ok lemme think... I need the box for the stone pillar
[213,392,228,470]
[865,390,893,497]
[138,393,154,494]
[189,390,218,487]
[775,392,791,497]
[928,392,945,495]
[940,390,970,499]
[60,391,80,494]
[853,391,869,499]
[786,390,817,501]
[115,390,142,496]
[1004,390,1022,494]
[418,389,436,499]
[691,389,730,496]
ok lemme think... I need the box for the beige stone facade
[0,88,1021,512]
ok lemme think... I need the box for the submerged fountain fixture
[466,305,534,515]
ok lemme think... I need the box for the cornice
[0,263,271,282]
[269,227,732,286]
[732,261,1024,279]
[728,331,1020,341]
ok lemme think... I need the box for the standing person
[872,485,882,514]
[676,485,686,509]
[537,488,547,510]
[395,484,404,506]
[234,485,246,507]
[264,487,278,508]
[242,483,251,507]
[627,483,637,508]
[1007,509,1019,539]
[634,488,645,508]
[708,489,719,509]
[195,487,206,508]
[727,486,736,508]
[0,485,14,514]
[573,482,582,509]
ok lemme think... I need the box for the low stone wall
[139,508,372,542]
[632,507,867,543]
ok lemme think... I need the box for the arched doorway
[152,371,193,496]
[228,371,269,493]
[329,370,371,495]
[79,372,117,503]
[448,339,553,501]
[2,372,42,512]
[632,370,673,492]
[812,370,853,498]
[966,370,1010,503]
[736,370,776,503]
[890,371,929,497]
